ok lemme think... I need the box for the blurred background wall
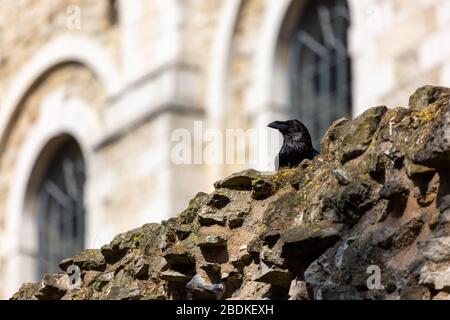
[0,0,449,298]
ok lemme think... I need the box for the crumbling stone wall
[12,86,450,300]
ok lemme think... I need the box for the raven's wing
[278,140,309,168]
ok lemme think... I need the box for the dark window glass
[289,0,352,148]
[37,141,85,277]
[108,0,119,25]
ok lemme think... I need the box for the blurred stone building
[0,0,449,298]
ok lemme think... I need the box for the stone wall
[352,0,450,113]
[0,0,120,93]
[2,0,450,299]
[12,86,450,300]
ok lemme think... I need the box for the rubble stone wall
[13,86,450,300]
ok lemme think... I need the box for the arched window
[289,0,351,148]
[37,139,85,276]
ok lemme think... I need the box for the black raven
[268,120,319,169]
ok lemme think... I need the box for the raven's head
[268,119,309,135]
[268,119,313,147]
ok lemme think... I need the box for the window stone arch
[35,137,86,277]
[2,80,103,297]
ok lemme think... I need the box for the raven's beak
[268,121,286,131]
